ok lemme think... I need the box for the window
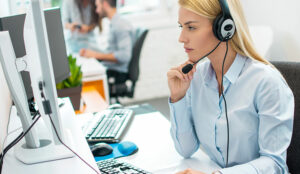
[9,0,61,15]
[9,0,163,16]
[118,0,160,15]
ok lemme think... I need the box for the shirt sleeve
[169,88,200,158]
[112,28,133,64]
[220,74,294,174]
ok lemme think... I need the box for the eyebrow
[178,21,200,25]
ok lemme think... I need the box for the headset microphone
[182,64,194,74]
[182,41,222,74]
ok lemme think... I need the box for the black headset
[182,0,236,74]
[213,0,236,41]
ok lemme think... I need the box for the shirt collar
[203,54,247,86]
[110,14,119,24]
[224,54,247,84]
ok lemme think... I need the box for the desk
[78,86,109,114]
[2,99,100,174]
[3,100,220,173]
[120,112,221,173]
[76,55,110,103]
[77,109,221,174]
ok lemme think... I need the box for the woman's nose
[178,30,188,43]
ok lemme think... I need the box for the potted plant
[56,54,83,110]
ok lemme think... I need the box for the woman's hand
[167,60,196,103]
[176,168,206,174]
[79,24,90,34]
[80,49,98,58]
[65,22,78,32]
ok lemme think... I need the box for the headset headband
[219,0,232,19]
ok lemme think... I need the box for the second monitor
[0,7,70,100]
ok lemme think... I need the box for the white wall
[119,4,184,103]
[241,0,300,61]
[0,0,10,17]
[118,0,300,103]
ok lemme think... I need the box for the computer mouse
[108,103,123,109]
[117,141,138,156]
[90,143,113,156]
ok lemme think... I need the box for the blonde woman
[167,0,294,174]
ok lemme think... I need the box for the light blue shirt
[62,0,96,53]
[169,54,294,174]
[101,14,135,73]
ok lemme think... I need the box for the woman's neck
[208,42,237,85]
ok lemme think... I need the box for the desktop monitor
[0,8,70,99]
[0,0,73,164]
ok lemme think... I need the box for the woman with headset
[167,0,294,174]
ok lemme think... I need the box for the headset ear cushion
[213,14,224,41]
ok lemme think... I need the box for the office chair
[108,28,148,103]
[271,61,300,174]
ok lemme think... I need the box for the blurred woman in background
[62,0,99,53]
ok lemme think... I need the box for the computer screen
[0,8,70,99]
[0,0,74,163]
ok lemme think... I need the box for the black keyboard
[97,159,151,174]
[82,109,134,143]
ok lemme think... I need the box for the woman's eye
[178,25,183,28]
[188,26,196,31]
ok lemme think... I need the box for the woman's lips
[185,48,194,53]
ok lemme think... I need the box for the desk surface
[75,54,110,103]
[77,110,220,174]
[3,101,220,174]
[76,55,106,80]
[2,99,100,174]
[76,86,109,114]
[121,112,221,173]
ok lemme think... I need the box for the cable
[0,106,38,162]
[0,131,24,162]
[193,40,222,65]
[38,88,99,174]
[220,41,229,167]
[1,113,39,158]
[1,127,22,157]
[46,113,100,174]
[1,107,12,159]
[0,115,42,174]
[182,40,222,74]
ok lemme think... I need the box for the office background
[0,0,299,106]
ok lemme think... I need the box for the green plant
[51,0,61,7]
[56,54,82,89]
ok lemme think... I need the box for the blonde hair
[178,0,271,65]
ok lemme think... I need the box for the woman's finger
[168,69,185,81]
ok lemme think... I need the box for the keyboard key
[83,109,134,143]
[97,159,151,174]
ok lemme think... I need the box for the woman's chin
[187,53,198,61]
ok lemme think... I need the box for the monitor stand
[13,105,75,164]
